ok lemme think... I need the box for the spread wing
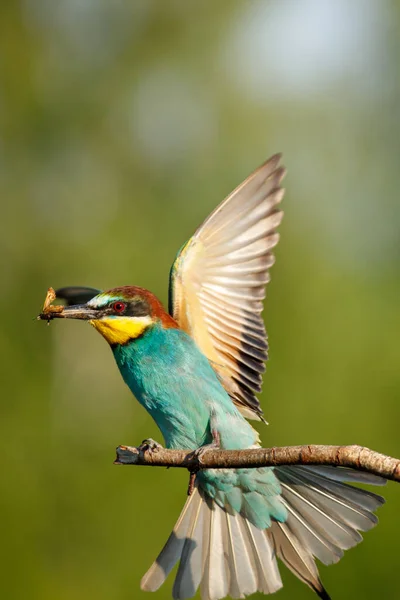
[169,154,286,421]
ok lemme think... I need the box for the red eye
[112,301,126,313]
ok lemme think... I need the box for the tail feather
[299,465,387,487]
[269,465,385,597]
[277,466,384,532]
[198,494,212,599]
[279,494,345,565]
[279,481,362,554]
[242,518,282,594]
[142,484,282,600]
[289,466,386,513]
[269,519,329,599]
[142,466,385,600]
[141,487,201,593]
[201,497,230,600]
[173,491,205,599]
[224,510,257,598]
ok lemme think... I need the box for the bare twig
[114,444,400,483]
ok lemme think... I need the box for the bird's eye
[112,301,126,313]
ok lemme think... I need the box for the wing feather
[169,154,286,420]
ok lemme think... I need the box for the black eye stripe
[125,299,150,317]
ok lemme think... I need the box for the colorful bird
[39,155,385,600]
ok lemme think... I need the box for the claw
[192,429,221,463]
[193,441,218,461]
[138,438,163,454]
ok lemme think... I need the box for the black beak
[37,303,99,322]
[57,304,99,320]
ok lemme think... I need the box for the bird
[39,154,385,600]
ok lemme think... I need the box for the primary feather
[169,154,286,421]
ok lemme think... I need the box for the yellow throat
[90,316,153,345]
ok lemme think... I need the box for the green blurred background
[1,1,399,599]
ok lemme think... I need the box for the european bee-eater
[39,154,385,600]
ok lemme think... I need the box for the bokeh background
[1,1,399,599]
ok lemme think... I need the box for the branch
[114,444,400,483]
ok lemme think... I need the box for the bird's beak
[38,303,99,322]
[59,304,99,320]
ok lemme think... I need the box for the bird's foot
[138,438,163,454]
[186,431,221,496]
[193,441,219,461]
[193,429,221,461]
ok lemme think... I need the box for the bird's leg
[138,438,164,454]
[194,409,221,459]
[193,428,221,460]
[187,415,221,496]
[187,472,197,496]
